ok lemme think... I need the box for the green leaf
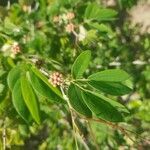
[29,70,65,104]
[88,80,132,95]
[82,91,124,122]
[12,79,31,123]
[0,84,5,94]
[88,69,130,82]
[30,66,65,103]
[93,92,129,114]
[71,50,91,79]
[7,66,22,91]
[0,69,6,77]
[21,74,41,124]
[88,23,113,34]
[88,69,132,95]
[97,9,117,20]
[68,84,92,117]
[84,3,117,21]
[0,72,8,102]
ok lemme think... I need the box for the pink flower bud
[56,72,60,76]
[12,43,21,55]
[65,23,75,33]
[66,12,75,20]
[48,72,64,87]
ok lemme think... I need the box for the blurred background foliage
[0,0,150,149]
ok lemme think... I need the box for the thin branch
[2,120,6,150]
[74,79,90,82]
[86,117,136,143]
[60,86,79,150]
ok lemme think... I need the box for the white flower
[1,43,11,52]
[12,42,21,54]
[78,25,87,41]
[1,41,20,58]
[132,60,146,65]
[13,28,20,33]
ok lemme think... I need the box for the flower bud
[65,23,75,33]
[66,12,75,20]
[48,72,64,87]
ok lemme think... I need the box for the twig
[60,86,91,150]
[60,86,79,150]
[86,117,136,143]
[2,120,6,150]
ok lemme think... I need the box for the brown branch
[84,117,136,143]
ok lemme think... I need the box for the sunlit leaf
[7,66,22,91]
[88,69,130,82]
[71,50,91,79]
[88,69,132,95]
[85,3,117,21]
[88,80,132,95]
[21,74,41,124]
[12,79,31,123]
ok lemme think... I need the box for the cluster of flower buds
[66,12,75,20]
[53,12,76,33]
[1,41,21,58]
[65,23,75,33]
[53,12,75,23]
[48,72,64,87]
[52,12,87,40]
[11,42,21,55]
